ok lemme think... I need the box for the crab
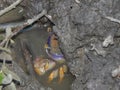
[33,27,68,83]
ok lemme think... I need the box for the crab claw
[33,57,56,76]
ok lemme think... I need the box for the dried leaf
[2,65,21,83]
[2,74,12,84]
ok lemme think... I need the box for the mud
[1,0,120,90]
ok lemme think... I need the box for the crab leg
[59,67,65,83]
[48,69,58,83]
[59,65,68,83]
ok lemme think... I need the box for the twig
[0,27,12,47]
[0,0,23,16]
[105,16,120,24]
[5,27,12,48]
[13,9,47,35]
[0,21,25,31]
[0,9,47,46]
[26,10,47,25]
[0,47,11,53]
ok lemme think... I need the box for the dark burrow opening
[12,25,76,90]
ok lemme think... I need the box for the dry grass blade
[105,16,120,24]
[0,0,23,16]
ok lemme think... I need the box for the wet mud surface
[0,0,120,90]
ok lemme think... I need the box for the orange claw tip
[48,69,58,83]
[48,72,54,83]
[59,67,65,83]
